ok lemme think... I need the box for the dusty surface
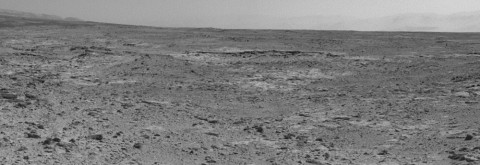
[1,18,480,165]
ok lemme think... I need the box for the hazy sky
[1,0,480,28]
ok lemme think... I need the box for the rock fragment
[454,91,470,97]
[133,143,142,149]
[449,153,479,162]
[465,134,474,141]
[332,116,351,120]
[205,156,216,163]
[306,159,331,165]
[88,134,103,141]
[24,93,36,100]
[25,132,41,139]
[0,89,17,100]
[377,150,388,155]
[464,154,479,162]
[205,132,219,137]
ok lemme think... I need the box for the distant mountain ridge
[1,8,479,32]
[279,11,480,32]
[342,12,480,32]
[209,11,480,32]
[0,9,82,21]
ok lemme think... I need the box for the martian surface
[1,16,480,165]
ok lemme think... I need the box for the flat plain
[1,16,480,164]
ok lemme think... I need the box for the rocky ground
[1,20,480,165]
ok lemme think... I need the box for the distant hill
[340,12,480,32]
[1,8,478,32]
[0,9,83,21]
[212,11,480,32]
[0,9,88,28]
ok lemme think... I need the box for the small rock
[14,102,28,108]
[25,132,41,139]
[449,152,480,162]
[378,150,388,155]
[464,154,479,162]
[207,119,219,124]
[332,116,351,120]
[205,156,216,163]
[88,134,103,141]
[41,138,54,145]
[37,124,44,129]
[465,134,474,141]
[133,143,142,149]
[247,125,263,133]
[56,142,75,152]
[454,91,470,98]
[284,133,296,139]
[52,138,61,142]
[205,132,219,137]
[315,145,329,151]
[1,93,17,100]
[326,52,341,57]
[24,93,36,99]
[17,146,28,151]
[448,153,466,161]
[306,159,330,165]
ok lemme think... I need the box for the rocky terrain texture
[1,16,480,164]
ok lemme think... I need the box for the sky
[1,0,480,29]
